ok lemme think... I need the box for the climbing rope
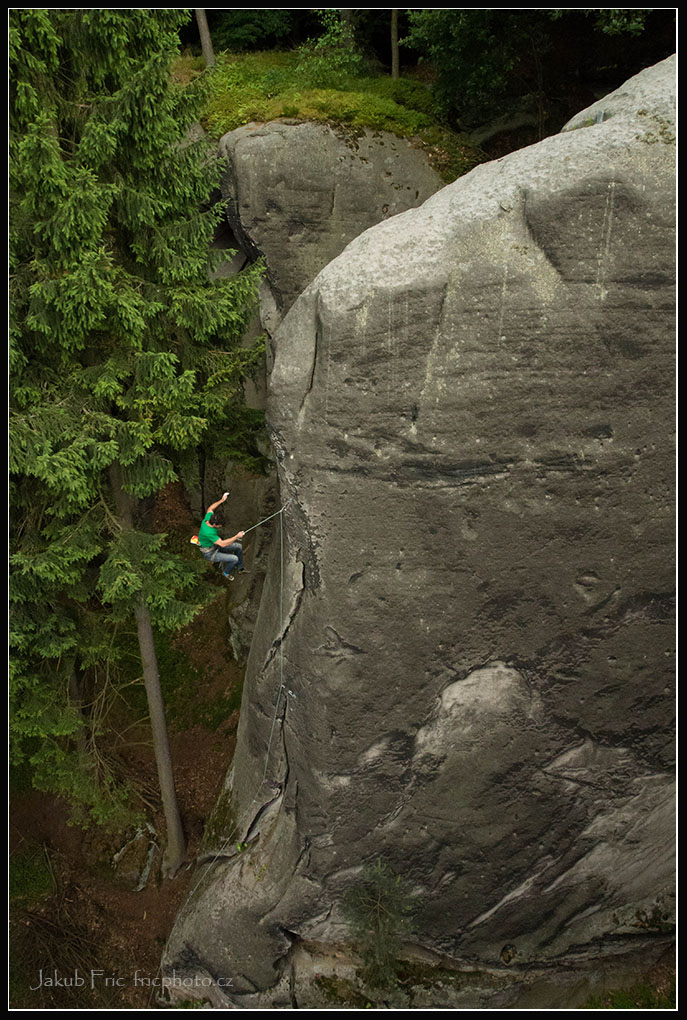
[154,498,292,1003]
[199,496,291,835]
[242,498,292,536]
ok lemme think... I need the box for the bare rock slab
[219,121,444,316]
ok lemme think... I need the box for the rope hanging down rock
[158,498,293,1001]
[208,495,292,823]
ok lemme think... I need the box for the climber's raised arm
[205,492,229,515]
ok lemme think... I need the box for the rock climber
[197,492,246,580]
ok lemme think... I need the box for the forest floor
[9,484,248,1009]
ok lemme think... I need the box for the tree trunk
[108,464,186,877]
[391,9,400,80]
[199,447,207,515]
[135,602,187,877]
[531,36,545,140]
[68,660,89,759]
[339,8,355,47]
[195,9,215,68]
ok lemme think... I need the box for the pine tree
[341,858,415,991]
[9,10,264,875]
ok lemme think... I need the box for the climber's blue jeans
[201,542,243,574]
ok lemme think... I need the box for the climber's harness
[190,535,220,562]
[199,543,221,563]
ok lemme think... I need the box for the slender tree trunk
[135,602,186,877]
[339,8,355,47]
[195,9,215,68]
[108,464,186,877]
[68,660,89,759]
[532,39,545,139]
[391,9,400,80]
[199,447,206,515]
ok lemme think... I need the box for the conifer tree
[9,10,264,875]
[342,858,415,991]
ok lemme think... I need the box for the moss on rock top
[174,50,486,183]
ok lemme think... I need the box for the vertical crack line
[289,959,298,1009]
[496,263,508,344]
[387,295,393,400]
[419,280,450,408]
[325,319,332,424]
[596,179,616,302]
[299,316,320,419]
[280,504,284,709]
[261,684,287,788]
[261,569,305,674]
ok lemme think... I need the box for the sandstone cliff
[164,57,675,1008]
[219,120,444,321]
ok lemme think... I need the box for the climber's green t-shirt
[198,512,219,549]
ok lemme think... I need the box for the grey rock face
[219,121,444,317]
[165,58,675,1003]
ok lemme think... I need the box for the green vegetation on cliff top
[173,49,486,183]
